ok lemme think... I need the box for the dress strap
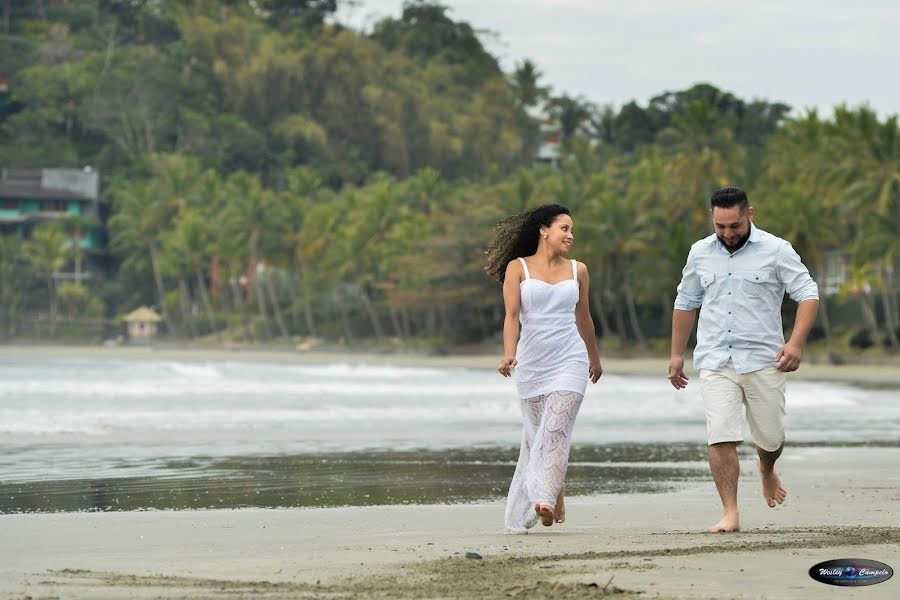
[571,259,578,280]
[518,257,530,280]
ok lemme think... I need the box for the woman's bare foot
[534,502,554,527]
[554,484,566,523]
[758,459,786,508]
[708,512,740,533]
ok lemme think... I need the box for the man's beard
[718,229,751,251]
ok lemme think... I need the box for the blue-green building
[0,167,108,274]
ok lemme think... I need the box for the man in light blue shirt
[668,186,819,534]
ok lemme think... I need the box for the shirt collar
[748,222,760,243]
[714,222,759,253]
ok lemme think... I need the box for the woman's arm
[574,261,602,383]
[498,260,523,377]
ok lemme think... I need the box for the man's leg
[742,367,787,508]
[757,442,786,508]
[700,364,744,533]
[708,441,741,532]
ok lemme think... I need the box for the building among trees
[0,167,107,278]
[123,306,163,341]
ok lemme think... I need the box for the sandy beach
[1,345,898,598]
[2,446,899,599]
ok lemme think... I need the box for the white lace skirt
[504,390,583,534]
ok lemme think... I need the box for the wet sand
[0,444,714,513]
[2,447,898,599]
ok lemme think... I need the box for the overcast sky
[336,0,900,118]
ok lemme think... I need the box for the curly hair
[485,204,571,283]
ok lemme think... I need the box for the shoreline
[2,446,898,599]
[2,343,900,387]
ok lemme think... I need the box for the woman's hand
[498,356,518,377]
[589,361,603,384]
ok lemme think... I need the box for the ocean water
[0,357,897,513]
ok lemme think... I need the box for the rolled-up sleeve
[777,242,819,303]
[674,246,704,310]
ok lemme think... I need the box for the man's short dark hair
[710,187,749,213]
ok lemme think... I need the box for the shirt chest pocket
[700,273,717,298]
[742,271,774,298]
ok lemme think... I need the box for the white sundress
[514,258,589,399]
[505,258,589,534]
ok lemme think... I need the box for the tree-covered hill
[0,1,897,354]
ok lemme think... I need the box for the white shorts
[699,361,786,452]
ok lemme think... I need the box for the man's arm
[669,309,696,389]
[669,246,703,389]
[776,299,818,372]
[775,242,820,372]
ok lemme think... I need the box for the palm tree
[658,99,746,214]
[548,94,596,143]
[0,236,25,339]
[162,208,219,338]
[624,148,699,332]
[211,229,254,343]
[328,181,394,342]
[578,173,654,346]
[108,179,177,335]
[827,107,900,344]
[59,213,100,284]
[510,59,547,109]
[854,191,900,348]
[280,167,328,337]
[220,171,284,339]
[831,108,899,214]
[27,225,67,337]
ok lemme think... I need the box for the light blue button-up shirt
[674,224,819,374]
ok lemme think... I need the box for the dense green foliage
[0,1,898,351]
[0,0,532,184]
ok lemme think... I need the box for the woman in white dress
[486,204,602,533]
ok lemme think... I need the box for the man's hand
[589,360,603,384]
[775,342,802,372]
[498,356,517,377]
[668,355,689,390]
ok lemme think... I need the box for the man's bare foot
[534,502,554,527]
[758,458,787,508]
[708,513,741,533]
[554,484,566,524]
